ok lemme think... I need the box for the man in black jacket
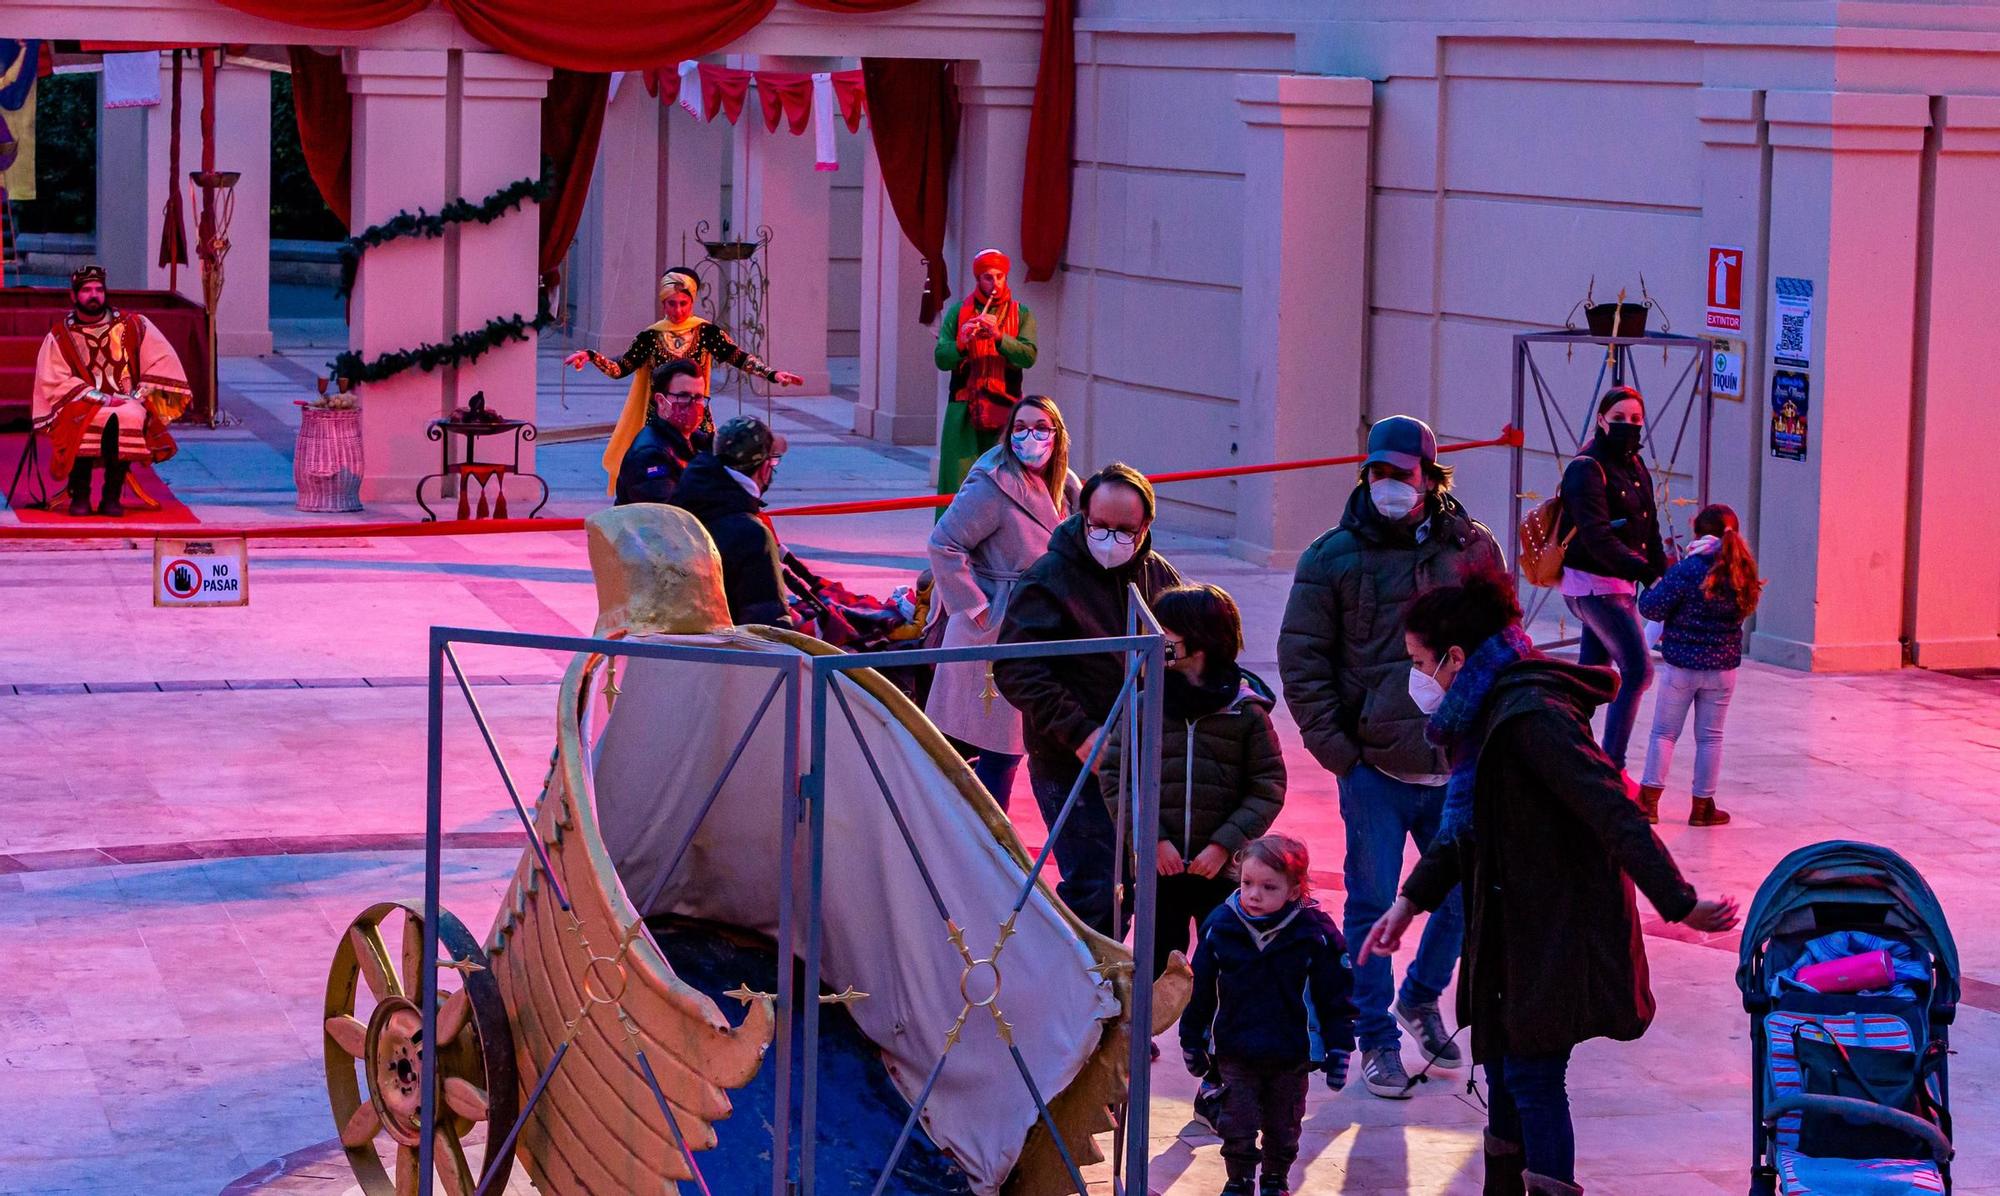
[1276,415,1502,1098]
[614,359,708,506]
[669,416,791,626]
[996,463,1182,936]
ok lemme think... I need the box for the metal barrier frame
[408,590,1166,1196]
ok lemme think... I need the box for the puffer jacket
[994,514,1183,761]
[668,453,786,626]
[1278,484,1503,778]
[1181,894,1356,1069]
[1099,666,1286,859]
[1402,658,1698,1062]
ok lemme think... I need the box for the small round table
[417,416,549,521]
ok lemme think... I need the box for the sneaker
[1221,1181,1255,1196]
[1360,1046,1414,1099]
[1394,995,1464,1068]
[1190,1077,1224,1135]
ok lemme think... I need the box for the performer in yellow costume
[34,265,192,517]
[570,267,804,496]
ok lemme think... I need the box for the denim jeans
[1486,1050,1576,1182]
[1564,592,1654,770]
[1026,753,1119,937]
[971,749,1023,813]
[1641,665,1738,798]
[1339,763,1464,1052]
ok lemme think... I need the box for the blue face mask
[1012,428,1054,468]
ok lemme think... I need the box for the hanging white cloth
[812,71,838,172]
[677,60,702,119]
[101,52,161,110]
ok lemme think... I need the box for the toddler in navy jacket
[1181,834,1356,1196]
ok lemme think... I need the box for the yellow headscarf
[600,271,706,495]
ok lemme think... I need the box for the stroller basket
[1736,842,1959,1196]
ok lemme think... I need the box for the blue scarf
[1427,624,1536,841]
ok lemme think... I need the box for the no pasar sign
[154,538,250,607]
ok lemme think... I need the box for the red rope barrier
[0,427,1521,541]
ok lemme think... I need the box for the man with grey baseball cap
[1277,415,1503,1099]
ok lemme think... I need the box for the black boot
[67,460,96,516]
[1221,1158,1257,1196]
[1484,1132,1527,1195]
[96,458,128,517]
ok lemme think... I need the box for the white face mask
[1370,478,1422,520]
[1012,430,1054,468]
[1407,658,1448,715]
[1087,531,1139,570]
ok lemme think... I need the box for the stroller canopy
[1735,840,1960,1018]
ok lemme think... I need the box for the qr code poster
[1773,276,1814,369]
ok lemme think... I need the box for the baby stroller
[1737,841,1958,1194]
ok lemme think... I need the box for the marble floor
[1,348,1995,1194]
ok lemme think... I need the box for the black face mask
[1600,421,1643,454]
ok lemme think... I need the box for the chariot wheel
[324,901,519,1196]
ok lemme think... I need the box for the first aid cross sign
[1706,245,1744,332]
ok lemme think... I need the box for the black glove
[1322,1049,1350,1092]
[1183,1049,1212,1079]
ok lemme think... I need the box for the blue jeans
[972,750,1023,813]
[1026,753,1119,937]
[1339,763,1464,1052]
[1641,665,1737,798]
[1487,1050,1575,1182]
[1564,592,1654,770]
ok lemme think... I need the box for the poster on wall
[1773,276,1814,369]
[1711,339,1744,400]
[1706,245,1745,332]
[1771,370,1810,461]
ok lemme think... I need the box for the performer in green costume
[934,249,1037,502]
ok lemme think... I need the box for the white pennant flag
[677,60,702,119]
[812,72,838,172]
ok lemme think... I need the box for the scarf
[1163,662,1240,723]
[1427,624,1536,842]
[1225,892,1305,952]
[954,268,1021,403]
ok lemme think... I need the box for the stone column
[1695,87,1767,544]
[452,51,550,480]
[142,58,271,355]
[855,140,943,444]
[96,76,151,289]
[729,57,833,394]
[1230,75,1374,568]
[951,59,1056,407]
[1907,96,2000,668]
[343,49,451,503]
[1751,91,1930,671]
[659,100,730,303]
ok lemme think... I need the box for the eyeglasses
[1012,426,1055,442]
[664,392,708,406]
[1162,639,1184,663]
[1086,525,1139,547]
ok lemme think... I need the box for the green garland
[335,157,556,298]
[329,306,555,388]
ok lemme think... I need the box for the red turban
[972,248,1010,277]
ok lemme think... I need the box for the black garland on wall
[328,304,554,388]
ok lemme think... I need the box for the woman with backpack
[1636,504,1763,827]
[1557,386,1666,781]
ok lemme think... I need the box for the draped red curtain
[539,69,611,283]
[216,0,425,29]
[1021,0,1075,282]
[443,0,774,72]
[285,47,352,231]
[861,59,959,326]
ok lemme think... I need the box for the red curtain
[286,47,352,230]
[214,0,426,29]
[444,0,774,72]
[794,0,923,9]
[861,59,958,325]
[1021,0,1075,282]
[539,69,611,282]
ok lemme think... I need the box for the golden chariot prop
[322,504,1187,1196]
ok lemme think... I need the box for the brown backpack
[1517,457,1602,587]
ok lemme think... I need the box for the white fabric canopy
[592,632,1118,1193]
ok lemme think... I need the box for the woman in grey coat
[927,395,1082,809]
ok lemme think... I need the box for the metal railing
[408,586,1166,1196]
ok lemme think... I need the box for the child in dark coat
[1181,835,1356,1196]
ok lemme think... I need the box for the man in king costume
[34,265,192,517]
[570,266,804,497]
[933,249,1037,500]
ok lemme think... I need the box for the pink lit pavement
[3,350,1998,1194]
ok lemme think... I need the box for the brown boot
[1689,796,1731,826]
[96,459,128,517]
[1636,784,1662,824]
[1483,1132,1526,1195]
[66,461,95,516]
[1522,1173,1582,1195]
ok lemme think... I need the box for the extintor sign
[153,538,250,607]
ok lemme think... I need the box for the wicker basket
[295,406,364,512]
